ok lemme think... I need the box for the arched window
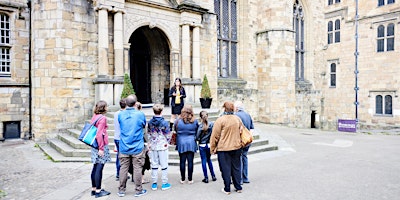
[334,19,340,43]
[387,23,394,51]
[327,21,333,44]
[376,95,383,114]
[385,95,392,114]
[294,0,305,81]
[0,13,11,77]
[330,63,336,87]
[378,0,385,6]
[215,0,237,78]
[377,25,385,52]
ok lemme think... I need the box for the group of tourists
[88,77,254,198]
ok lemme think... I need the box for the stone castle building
[0,0,399,140]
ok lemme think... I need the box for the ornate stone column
[113,10,124,78]
[181,24,190,78]
[97,6,109,77]
[192,26,200,79]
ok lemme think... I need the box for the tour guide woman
[168,77,186,130]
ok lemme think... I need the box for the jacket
[118,107,146,155]
[91,114,108,151]
[168,86,186,107]
[196,122,214,145]
[147,116,171,151]
[210,114,243,153]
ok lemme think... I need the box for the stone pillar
[181,24,190,78]
[192,26,200,79]
[114,10,124,78]
[98,7,109,77]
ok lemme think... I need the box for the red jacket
[91,114,109,151]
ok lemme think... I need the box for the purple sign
[338,119,357,132]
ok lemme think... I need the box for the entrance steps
[38,105,278,165]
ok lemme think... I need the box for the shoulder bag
[78,115,104,149]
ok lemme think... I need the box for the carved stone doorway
[129,26,170,104]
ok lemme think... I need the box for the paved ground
[1,123,400,200]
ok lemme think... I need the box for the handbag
[78,115,104,149]
[168,120,179,145]
[240,126,253,147]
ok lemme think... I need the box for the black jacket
[196,122,214,144]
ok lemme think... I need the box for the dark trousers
[91,163,105,190]
[179,151,194,181]
[217,149,242,192]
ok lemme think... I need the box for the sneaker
[134,189,147,197]
[188,180,194,184]
[91,191,95,196]
[221,188,230,195]
[212,176,217,181]
[180,180,185,184]
[235,189,242,193]
[117,191,125,197]
[161,183,171,191]
[202,178,209,183]
[95,190,111,198]
[151,183,158,191]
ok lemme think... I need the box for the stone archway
[129,26,171,104]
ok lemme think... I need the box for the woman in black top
[168,78,186,130]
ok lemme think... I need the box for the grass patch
[0,189,7,198]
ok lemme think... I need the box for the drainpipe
[27,0,32,139]
[354,0,359,123]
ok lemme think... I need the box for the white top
[113,110,121,140]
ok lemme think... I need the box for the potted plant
[199,74,212,108]
[121,73,135,99]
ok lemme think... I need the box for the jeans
[179,151,194,181]
[217,149,242,192]
[91,163,105,190]
[199,145,215,178]
[241,144,251,183]
[114,139,120,177]
[149,149,169,184]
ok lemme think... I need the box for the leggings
[91,163,105,190]
[179,151,194,181]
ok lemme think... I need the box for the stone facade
[0,0,399,141]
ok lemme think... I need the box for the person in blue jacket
[175,105,198,184]
[117,95,147,197]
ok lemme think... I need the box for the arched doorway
[129,26,170,104]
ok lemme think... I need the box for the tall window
[379,0,395,6]
[376,95,393,115]
[0,13,10,77]
[329,63,336,87]
[215,0,237,78]
[328,19,340,44]
[294,1,305,81]
[377,23,395,52]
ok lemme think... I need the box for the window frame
[294,0,305,82]
[0,12,11,77]
[215,0,238,78]
[376,23,395,52]
[372,92,395,116]
[327,19,340,44]
[329,62,337,88]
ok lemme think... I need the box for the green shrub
[121,73,135,99]
[200,74,211,99]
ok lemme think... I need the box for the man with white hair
[234,101,254,185]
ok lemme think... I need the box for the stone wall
[0,1,30,139]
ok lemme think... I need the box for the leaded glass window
[385,95,393,114]
[377,25,385,52]
[215,0,237,78]
[330,63,336,87]
[0,13,10,77]
[387,23,394,51]
[376,95,383,114]
[294,0,305,81]
[327,21,333,44]
[334,19,340,43]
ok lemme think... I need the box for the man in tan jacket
[210,101,244,195]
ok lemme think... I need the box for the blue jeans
[91,163,105,190]
[199,145,215,178]
[241,144,250,183]
[114,139,120,177]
